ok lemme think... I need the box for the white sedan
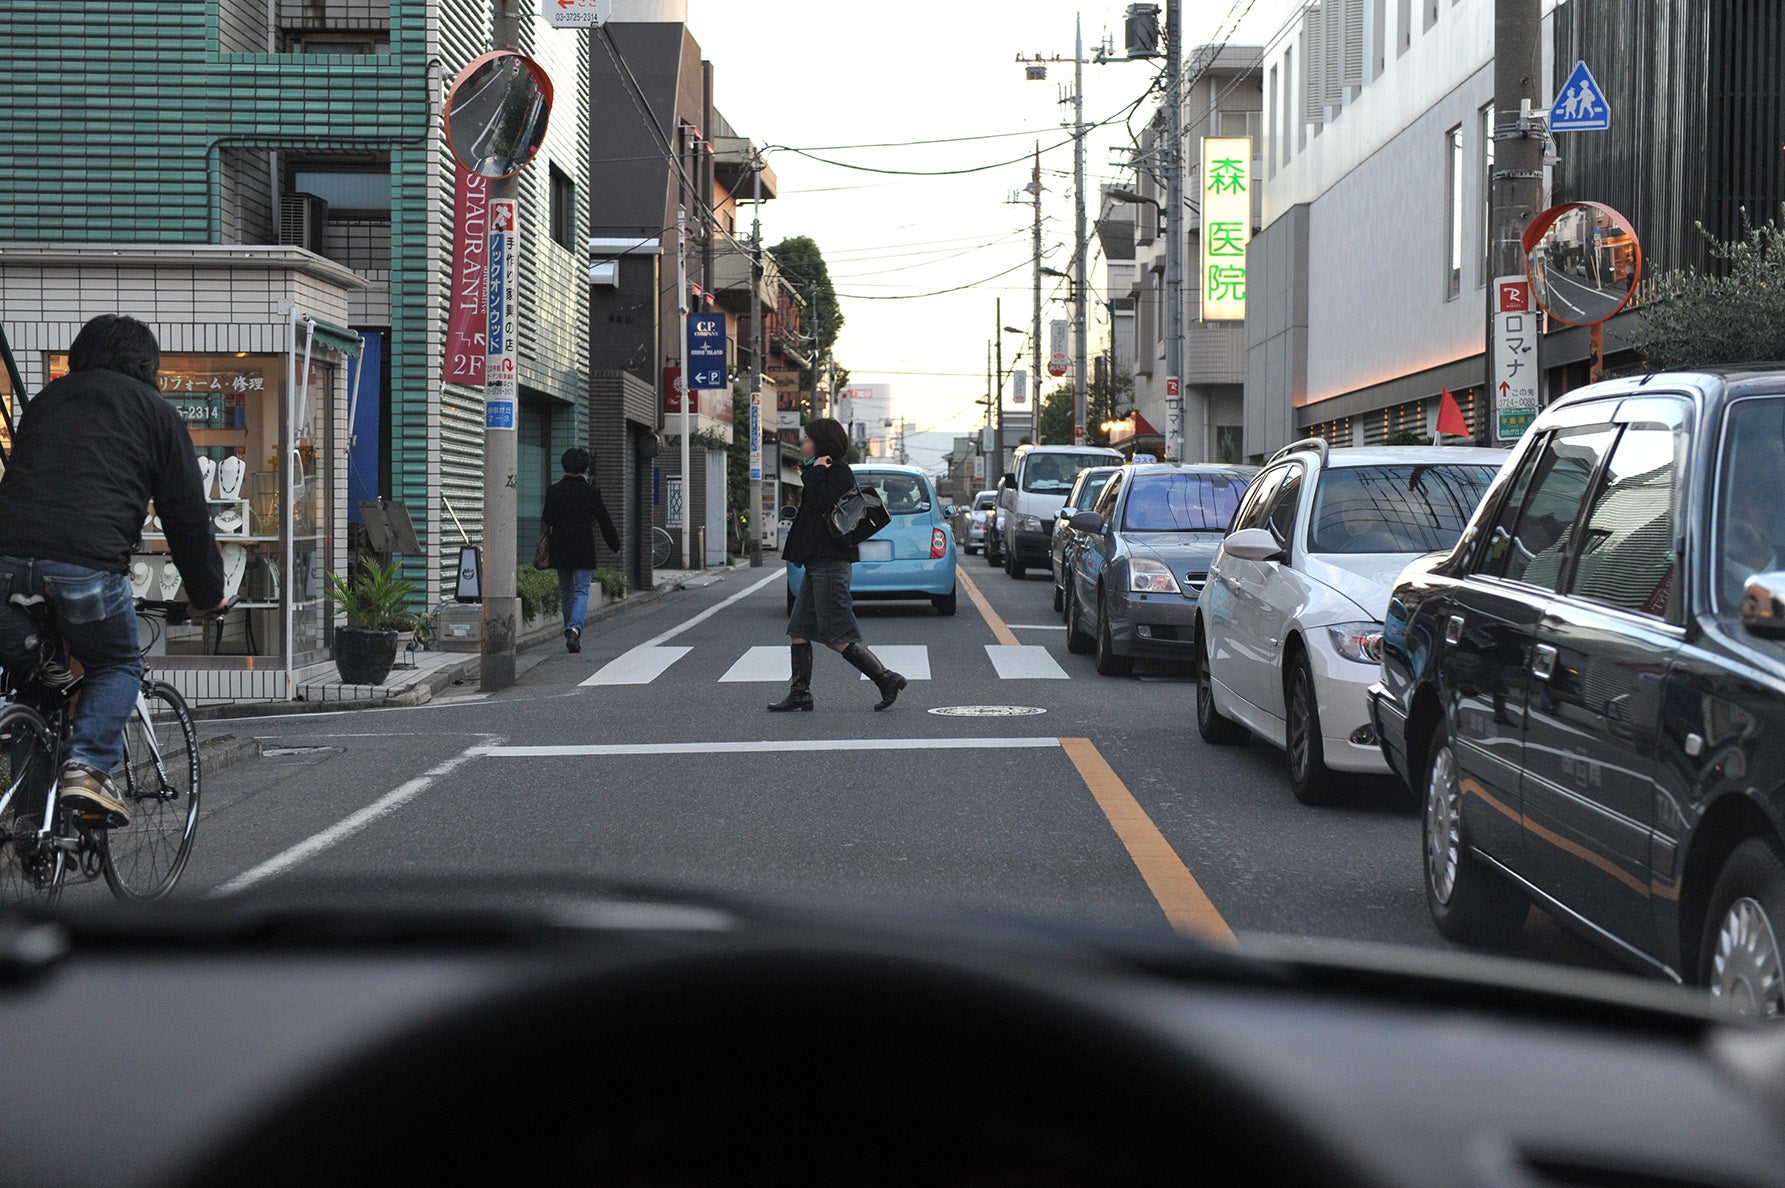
[1195,440,1506,805]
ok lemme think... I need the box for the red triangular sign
[1436,388,1470,438]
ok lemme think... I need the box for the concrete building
[0,0,590,698]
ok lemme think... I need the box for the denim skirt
[786,558,861,645]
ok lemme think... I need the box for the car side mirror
[1741,571,1785,638]
[943,505,957,519]
[1069,511,1105,534]
[1223,526,1286,563]
[1000,472,1016,489]
[778,506,798,521]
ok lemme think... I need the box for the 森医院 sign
[1491,277,1539,442]
[484,199,517,431]
[1201,136,1251,321]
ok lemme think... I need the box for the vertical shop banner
[1012,368,1027,405]
[1048,321,1069,377]
[1201,136,1251,321]
[1492,277,1539,442]
[444,167,489,385]
[748,387,762,482]
[484,198,518,431]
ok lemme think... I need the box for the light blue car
[785,465,959,616]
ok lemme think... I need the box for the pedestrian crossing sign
[1550,61,1610,132]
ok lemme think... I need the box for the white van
[995,444,1124,577]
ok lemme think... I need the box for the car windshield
[858,472,931,516]
[1022,453,1116,493]
[1122,472,1247,532]
[1307,465,1499,553]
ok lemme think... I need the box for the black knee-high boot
[767,642,814,712]
[840,642,907,711]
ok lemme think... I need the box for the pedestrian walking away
[769,418,907,713]
[0,315,228,827]
[540,447,620,654]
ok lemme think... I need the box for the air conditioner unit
[279,192,328,254]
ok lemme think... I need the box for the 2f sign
[543,0,610,28]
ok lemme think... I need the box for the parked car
[786,465,957,615]
[996,444,1124,578]
[1051,466,1120,614]
[1064,464,1255,676]
[954,490,997,555]
[1370,373,1785,1015]
[1197,441,1504,805]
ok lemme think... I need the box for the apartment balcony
[712,245,780,316]
[715,136,778,199]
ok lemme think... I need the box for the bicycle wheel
[651,526,674,568]
[102,681,200,901]
[0,703,66,908]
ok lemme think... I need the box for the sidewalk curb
[198,733,262,776]
[186,561,764,722]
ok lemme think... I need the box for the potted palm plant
[328,557,416,685]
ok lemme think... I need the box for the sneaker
[565,627,582,654]
[58,765,130,828]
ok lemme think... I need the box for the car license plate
[859,540,893,561]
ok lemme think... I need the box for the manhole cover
[926,705,1047,718]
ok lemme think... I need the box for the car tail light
[931,527,947,559]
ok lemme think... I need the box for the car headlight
[995,511,1007,529]
[1018,514,1043,532]
[1327,622,1386,664]
[1129,558,1181,594]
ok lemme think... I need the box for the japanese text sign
[1201,136,1251,322]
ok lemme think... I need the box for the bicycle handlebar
[135,595,239,624]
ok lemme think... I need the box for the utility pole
[480,0,521,691]
[1163,0,1186,463]
[986,341,998,482]
[676,209,691,569]
[994,298,1006,474]
[1071,14,1089,448]
[1486,0,1545,445]
[1030,145,1044,446]
[747,150,764,567]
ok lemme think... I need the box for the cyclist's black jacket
[0,366,225,609]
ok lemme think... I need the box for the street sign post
[1550,61,1611,132]
[685,313,728,393]
[1490,277,1539,442]
[543,0,610,27]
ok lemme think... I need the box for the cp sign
[1201,137,1251,321]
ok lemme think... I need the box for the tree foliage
[1035,368,1130,448]
[768,236,844,375]
[1630,206,1785,370]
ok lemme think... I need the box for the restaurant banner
[444,166,489,385]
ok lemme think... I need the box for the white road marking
[985,644,1070,679]
[856,644,930,680]
[719,645,790,683]
[477,736,1061,758]
[1006,624,1068,630]
[580,645,692,686]
[582,570,782,688]
[208,738,500,897]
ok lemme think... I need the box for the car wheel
[1699,836,1785,1019]
[1005,546,1025,579]
[1053,584,1064,613]
[1065,589,1094,655]
[1094,592,1134,677]
[1422,722,1528,946]
[1195,622,1248,745]
[932,588,958,616]
[1285,652,1339,805]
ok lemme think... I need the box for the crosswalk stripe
[580,645,692,686]
[985,644,1069,679]
[856,644,930,681]
[719,645,789,683]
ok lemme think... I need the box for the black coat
[782,460,860,566]
[0,367,225,609]
[541,476,620,570]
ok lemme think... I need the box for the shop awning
[302,315,362,358]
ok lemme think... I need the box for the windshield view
[6,4,1785,1179]
[1022,452,1116,493]
[1307,465,1499,553]
[1123,471,1246,532]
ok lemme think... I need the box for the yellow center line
[1060,737,1238,946]
[954,564,1020,647]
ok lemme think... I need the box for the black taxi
[1370,370,1785,1017]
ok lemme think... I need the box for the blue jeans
[0,558,142,773]
[558,568,591,632]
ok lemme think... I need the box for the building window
[1267,65,1279,177]
[1286,46,1301,158]
[1219,111,1249,138]
[1424,0,1439,31]
[1397,0,1411,53]
[548,164,575,250]
[291,170,390,213]
[1444,125,1463,300]
[1371,0,1387,77]
[286,32,389,54]
[1479,103,1495,287]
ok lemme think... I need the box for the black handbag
[826,485,891,546]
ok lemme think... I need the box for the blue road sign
[1550,61,1610,132]
[686,313,729,390]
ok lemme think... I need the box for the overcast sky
[681,0,1282,448]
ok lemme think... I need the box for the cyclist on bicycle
[0,315,227,828]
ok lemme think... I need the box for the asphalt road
[83,552,1611,971]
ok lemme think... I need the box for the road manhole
[926,705,1047,718]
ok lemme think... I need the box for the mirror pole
[480,0,523,692]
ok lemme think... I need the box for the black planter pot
[335,627,399,686]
